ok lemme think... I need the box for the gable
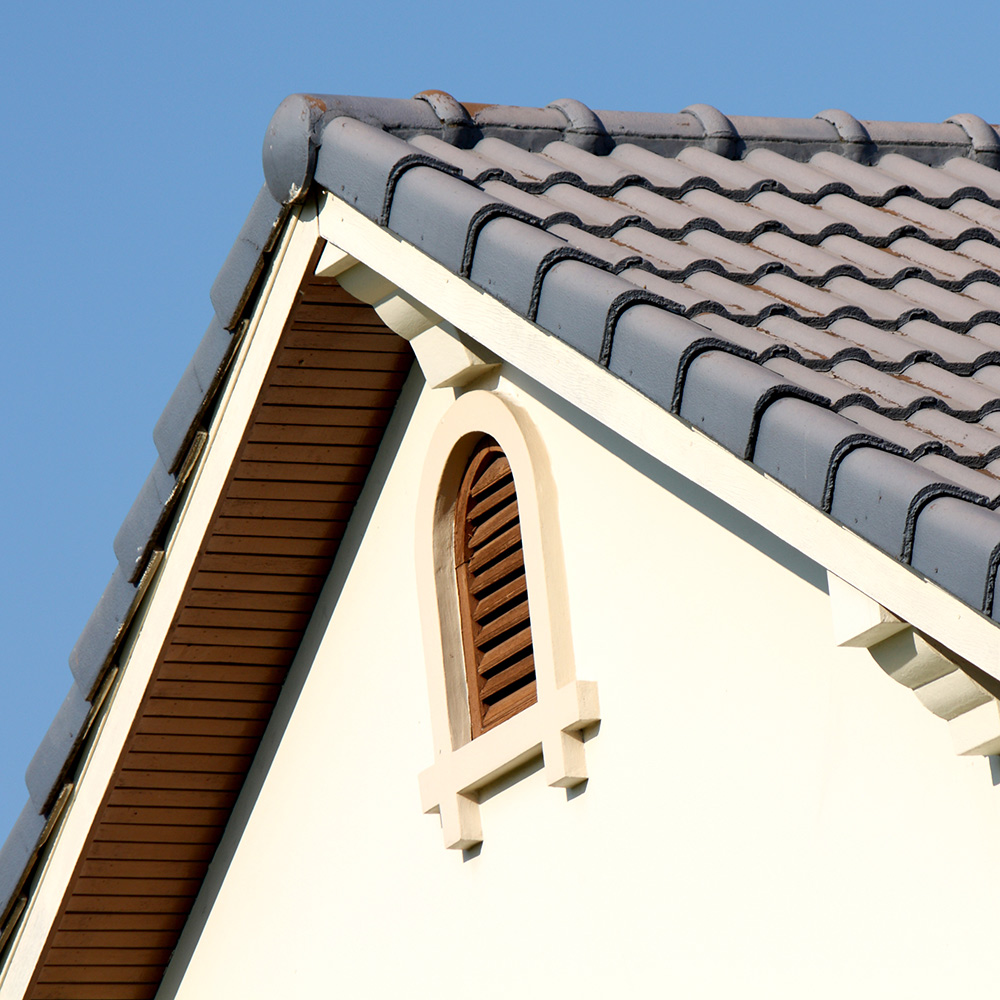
[7,92,1000,997]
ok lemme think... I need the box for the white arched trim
[415,390,599,850]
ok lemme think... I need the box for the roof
[6,90,1000,991]
[266,93,1000,613]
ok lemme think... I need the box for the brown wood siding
[24,245,413,1000]
[455,439,537,738]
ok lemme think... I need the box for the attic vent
[455,437,537,737]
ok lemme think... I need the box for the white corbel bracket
[316,247,500,388]
[828,571,908,648]
[828,572,1000,756]
[418,680,600,850]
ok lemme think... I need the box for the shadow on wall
[504,367,830,596]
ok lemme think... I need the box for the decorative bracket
[316,247,500,388]
[829,572,1000,756]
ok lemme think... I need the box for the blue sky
[2,0,998,841]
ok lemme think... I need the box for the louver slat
[455,440,537,737]
[477,629,533,678]
[472,575,528,622]
[467,524,522,577]
[480,653,535,701]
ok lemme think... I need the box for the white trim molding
[414,390,600,850]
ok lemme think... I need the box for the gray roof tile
[467,216,568,317]
[876,153,970,197]
[153,318,233,474]
[825,317,916,363]
[314,117,452,224]
[684,230,776,273]
[838,404,938,452]
[917,454,1000,502]
[537,182,631,226]
[290,96,1000,613]
[614,227,710,271]
[942,157,1000,197]
[0,802,45,922]
[907,409,1000,458]
[676,146,767,188]
[547,224,638,266]
[613,186,703,228]
[911,497,1000,613]
[889,238,984,279]
[742,148,834,193]
[807,153,902,196]
[479,179,553,218]
[540,141,634,185]
[609,143,703,186]
[535,260,636,361]
[949,198,1000,234]
[25,683,90,815]
[406,134,497,179]
[896,319,990,362]
[830,448,969,559]
[472,137,569,181]
[68,566,137,698]
[608,304,750,411]
[754,397,877,508]
[112,457,176,583]
[209,185,287,331]
[680,313,776,355]
[386,165,497,275]
[679,350,824,459]
[749,192,833,236]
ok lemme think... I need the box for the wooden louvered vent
[455,438,537,737]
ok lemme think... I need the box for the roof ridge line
[262,94,1000,207]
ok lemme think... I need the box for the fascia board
[0,205,319,998]
[317,190,1000,681]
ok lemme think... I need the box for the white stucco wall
[159,369,1000,999]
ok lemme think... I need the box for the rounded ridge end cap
[946,113,1000,165]
[262,94,327,205]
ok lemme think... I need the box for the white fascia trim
[0,203,320,998]
[316,191,1000,681]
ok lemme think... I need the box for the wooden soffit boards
[22,244,413,1000]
